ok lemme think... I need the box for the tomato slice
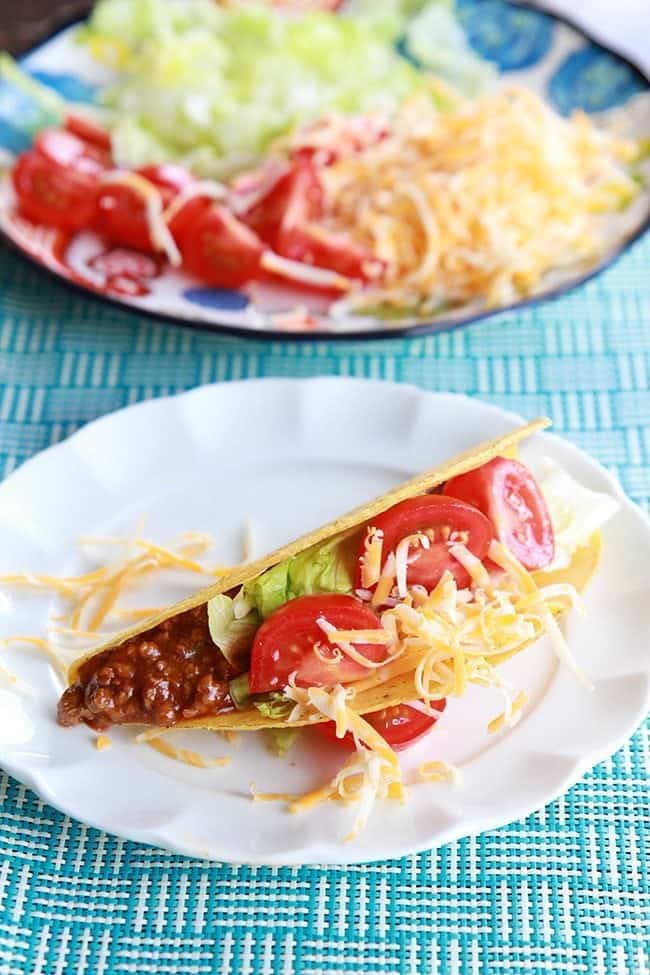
[244,159,378,282]
[244,159,323,250]
[279,225,380,282]
[443,457,555,570]
[35,128,110,175]
[249,593,386,694]
[95,164,194,253]
[317,699,446,751]
[95,184,153,252]
[168,197,212,244]
[12,149,99,232]
[137,164,194,198]
[355,494,493,594]
[64,114,112,152]
[177,204,264,287]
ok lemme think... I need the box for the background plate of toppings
[0,377,648,864]
[0,0,648,338]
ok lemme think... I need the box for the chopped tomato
[244,159,323,250]
[356,494,493,594]
[12,149,99,232]
[249,593,386,694]
[95,164,193,252]
[168,197,212,244]
[35,128,110,175]
[177,204,263,288]
[64,114,112,152]
[245,159,378,281]
[137,164,194,198]
[280,224,381,282]
[443,457,555,570]
[95,184,154,252]
[317,699,446,751]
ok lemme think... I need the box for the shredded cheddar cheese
[266,545,585,837]
[417,760,461,784]
[0,527,227,677]
[162,180,227,223]
[488,690,529,734]
[95,734,112,751]
[316,617,400,670]
[360,527,383,588]
[323,629,393,645]
[282,681,404,839]
[144,736,231,769]
[260,250,353,291]
[372,552,396,608]
[322,87,640,311]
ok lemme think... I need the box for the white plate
[0,378,648,865]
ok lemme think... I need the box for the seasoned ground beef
[57,606,237,730]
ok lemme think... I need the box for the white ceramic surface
[0,378,647,865]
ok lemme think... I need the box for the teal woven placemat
[0,239,648,975]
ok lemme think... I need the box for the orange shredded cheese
[145,737,231,769]
[322,87,640,311]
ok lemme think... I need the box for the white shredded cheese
[260,251,352,291]
[101,171,182,266]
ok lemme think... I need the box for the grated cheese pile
[0,527,228,681]
[277,539,585,838]
[321,86,641,311]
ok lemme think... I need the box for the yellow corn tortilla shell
[69,416,549,682]
[143,531,602,735]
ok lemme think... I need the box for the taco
[57,417,616,831]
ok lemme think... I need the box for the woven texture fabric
[0,238,648,975]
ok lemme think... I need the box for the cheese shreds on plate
[269,550,589,838]
[322,86,641,312]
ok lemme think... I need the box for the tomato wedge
[12,149,99,233]
[317,699,446,751]
[96,164,194,253]
[443,457,555,570]
[356,494,493,594]
[168,197,211,244]
[244,159,377,282]
[249,593,386,694]
[244,159,323,251]
[279,224,380,282]
[177,204,264,287]
[35,128,110,175]
[64,114,112,152]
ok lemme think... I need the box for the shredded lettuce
[266,727,301,757]
[79,0,493,176]
[244,531,358,619]
[254,692,293,720]
[228,672,252,710]
[207,593,259,669]
[404,2,495,95]
[208,531,357,665]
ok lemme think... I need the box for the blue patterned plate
[0,1,648,339]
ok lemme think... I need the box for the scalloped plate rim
[0,377,648,865]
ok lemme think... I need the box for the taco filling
[57,442,616,748]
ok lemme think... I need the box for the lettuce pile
[79,0,494,176]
